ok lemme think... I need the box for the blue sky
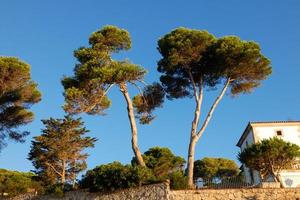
[0,0,299,172]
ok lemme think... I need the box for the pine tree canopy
[0,57,41,150]
[62,25,164,123]
[157,27,272,99]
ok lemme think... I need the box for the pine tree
[0,57,41,150]
[28,116,96,185]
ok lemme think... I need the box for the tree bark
[61,160,66,184]
[187,137,197,188]
[186,78,231,189]
[119,82,146,167]
[187,91,203,188]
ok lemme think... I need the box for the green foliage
[80,162,155,192]
[0,169,43,197]
[157,27,272,99]
[203,36,272,95]
[157,28,216,99]
[132,147,185,178]
[44,184,65,198]
[62,25,164,120]
[62,26,147,115]
[238,137,300,181]
[133,83,165,124]
[28,116,96,185]
[0,57,41,150]
[193,157,239,180]
[169,171,188,190]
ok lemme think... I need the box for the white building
[236,121,300,188]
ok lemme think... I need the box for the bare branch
[190,77,204,138]
[196,78,231,141]
[138,80,148,87]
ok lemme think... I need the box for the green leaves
[133,83,165,124]
[157,27,272,99]
[62,26,149,115]
[132,147,185,178]
[0,57,41,150]
[28,116,96,185]
[204,36,272,95]
[89,25,131,52]
[80,162,154,192]
[238,137,300,180]
[0,169,42,197]
[193,157,239,180]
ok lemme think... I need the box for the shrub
[169,171,188,190]
[80,162,155,192]
[0,169,43,197]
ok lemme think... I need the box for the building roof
[236,121,300,147]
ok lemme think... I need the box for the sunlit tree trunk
[120,82,146,167]
[187,78,231,188]
[61,160,66,184]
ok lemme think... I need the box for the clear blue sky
[0,0,299,172]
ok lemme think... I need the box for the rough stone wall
[9,183,300,200]
[169,188,300,200]
[34,182,169,200]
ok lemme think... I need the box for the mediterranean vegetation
[4,24,296,197]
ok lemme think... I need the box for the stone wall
[169,188,300,200]
[33,182,169,200]
[9,183,300,200]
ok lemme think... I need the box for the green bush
[0,169,43,197]
[80,162,156,192]
[169,171,188,190]
[44,184,65,198]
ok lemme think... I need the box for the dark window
[276,130,283,136]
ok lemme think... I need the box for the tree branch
[46,162,63,177]
[187,69,199,101]
[82,84,114,113]
[196,78,231,141]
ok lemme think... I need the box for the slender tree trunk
[186,78,231,189]
[187,93,203,188]
[61,160,66,184]
[119,82,146,167]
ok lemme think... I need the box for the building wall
[253,124,300,145]
[280,171,300,188]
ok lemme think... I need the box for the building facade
[237,121,300,187]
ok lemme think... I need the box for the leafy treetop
[157,27,272,99]
[28,116,96,185]
[132,146,185,178]
[193,157,239,180]
[238,137,300,182]
[0,57,41,150]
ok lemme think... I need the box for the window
[276,130,283,136]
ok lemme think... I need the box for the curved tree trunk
[119,82,146,167]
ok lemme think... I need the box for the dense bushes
[80,147,188,192]
[80,162,156,192]
[0,169,43,197]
